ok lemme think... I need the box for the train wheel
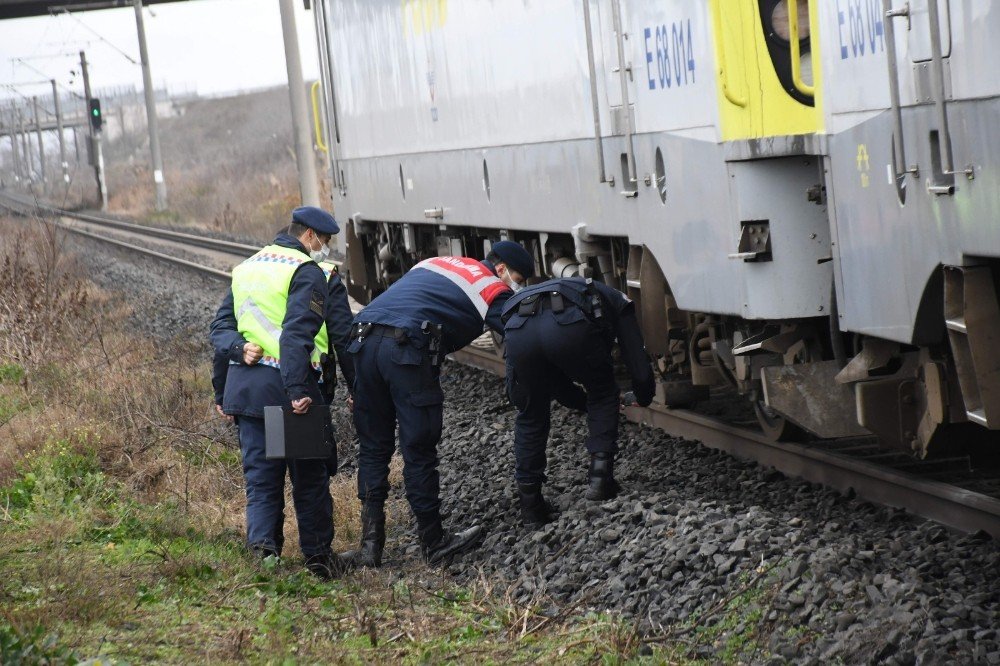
[752,390,808,442]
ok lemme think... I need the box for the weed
[0,621,79,665]
[0,363,25,384]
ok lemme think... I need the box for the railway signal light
[88,98,102,132]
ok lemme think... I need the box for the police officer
[343,241,534,567]
[316,258,356,404]
[210,206,345,579]
[501,277,655,527]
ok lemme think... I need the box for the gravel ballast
[77,235,1000,664]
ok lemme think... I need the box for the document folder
[263,405,333,460]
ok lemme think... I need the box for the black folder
[263,405,333,460]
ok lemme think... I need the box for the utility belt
[352,321,444,366]
[505,279,605,323]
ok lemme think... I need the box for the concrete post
[278,0,320,207]
[133,0,168,211]
[80,50,107,209]
[19,107,34,181]
[51,79,69,185]
[32,96,46,184]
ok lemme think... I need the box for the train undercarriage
[344,218,1000,459]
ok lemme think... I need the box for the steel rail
[42,205,259,256]
[450,345,1000,540]
[4,192,1000,539]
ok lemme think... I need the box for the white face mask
[308,234,331,263]
[310,244,330,263]
[501,266,524,293]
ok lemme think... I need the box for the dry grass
[99,88,315,242]
[0,214,685,664]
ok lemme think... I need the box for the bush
[0,622,79,666]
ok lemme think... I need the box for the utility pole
[133,0,167,211]
[0,115,5,186]
[80,50,107,209]
[51,79,69,186]
[19,107,34,182]
[3,106,22,183]
[278,0,320,207]
[32,96,46,185]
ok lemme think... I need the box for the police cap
[490,240,535,278]
[292,206,340,235]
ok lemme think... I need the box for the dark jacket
[355,256,513,353]
[502,277,656,405]
[210,233,327,417]
[324,267,356,389]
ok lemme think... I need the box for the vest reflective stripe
[237,296,283,342]
[231,244,328,370]
[318,261,338,281]
[413,256,507,317]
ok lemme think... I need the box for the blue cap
[490,240,535,278]
[292,206,339,235]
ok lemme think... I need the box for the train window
[399,164,406,201]
[654,147,667,204]
[769,0,809,43]
[482,159,491,202]
[758,0,814,106]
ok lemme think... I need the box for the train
[306,0,1000,457]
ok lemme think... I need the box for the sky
[0,0,320,102]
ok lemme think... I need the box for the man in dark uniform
[210,206,346,579]
[316,259,357,405]
[343,241,534,568]
[501,277,655,527]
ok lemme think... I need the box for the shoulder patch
[310,290,326,316]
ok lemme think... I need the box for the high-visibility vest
[231,244,328,371]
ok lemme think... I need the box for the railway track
[3,190,1000,540]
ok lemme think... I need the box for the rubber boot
[517,482,556,528]
[417,515,484,565]
[584,452,621,501]
[341,502,386,568]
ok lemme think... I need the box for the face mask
[308,235,331,263]
[501,266,524,293]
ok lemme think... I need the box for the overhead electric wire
[57,9,139,65]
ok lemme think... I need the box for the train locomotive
[308,0,1000,456]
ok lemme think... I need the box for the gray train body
[310,0,1000,454]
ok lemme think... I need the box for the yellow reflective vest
[231,244,328,370]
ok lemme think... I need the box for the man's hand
[215,404,233,423]
[291,397,312,414]
[346,395,354,412]
[243,342,263,365]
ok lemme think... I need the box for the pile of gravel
[374,362,998,664]
[76,235,1000,663]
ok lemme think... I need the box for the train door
[709,0,822,140]
[592,0,639,193]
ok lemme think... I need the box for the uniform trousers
[504,309,619,485]
[236,415,333,556]
[349,331,444,521]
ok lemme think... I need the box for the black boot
[341,503,386,568]
[584,452,621,501]
[248,543,280,561]
[418,515,484,565]
[517,483,556,528]
[304,551,352,580]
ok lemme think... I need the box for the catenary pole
[133,0,167,211]
[32,96,46,184]
[278,0,320,207]
[51,79,69,185]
